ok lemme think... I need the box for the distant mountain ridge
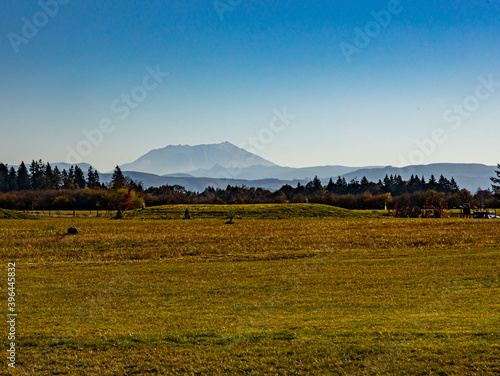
[99,171,298,192]
[99,162,496,193]
[114,142,497,192]
[188,164,376,181]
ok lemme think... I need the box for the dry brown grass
[1,208,499,375]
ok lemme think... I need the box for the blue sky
[1,0,499,172]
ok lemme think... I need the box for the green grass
[0,208,37,220]
[125,203,376,220]
[1,204,500,375]
[19,257,500,375]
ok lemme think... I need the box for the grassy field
[22,204,376,219]
[1,204,499,375]
[125,203,376,220]
[0,209,37,220]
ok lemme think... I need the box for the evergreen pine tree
[17,162,30,190]
[360,176,369,186]
[427,175,437,190]
[110,166,126,190]
[326,178,335,193]
[450,177,459,192]
[61,169,75,189]
[86,166,100,188]
[438,175,450,192]
[348,177,360,194]
[94,170,101,187]
[61,169,68,182]
[73,165,86,188]
[68,166,75,180]
[8,167,17,191]
[0,163,8,192]
[383,174,391,188]
[51,166,62,189]
[335,176,347,194]
[312,175,322,192]
[29,160,45,190]
[295,181,306,196]
[408,175,419,192]
[44,162,54,189]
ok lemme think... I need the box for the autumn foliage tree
[116,186,136,212]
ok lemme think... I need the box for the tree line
[0,161,145,193]
[0,160,101,191]
[298,173,460,196]
[0,162,499,211]
[0,161,461,195]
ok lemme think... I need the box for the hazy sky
[1,1,499,172]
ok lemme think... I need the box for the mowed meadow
[1,204,499,375]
